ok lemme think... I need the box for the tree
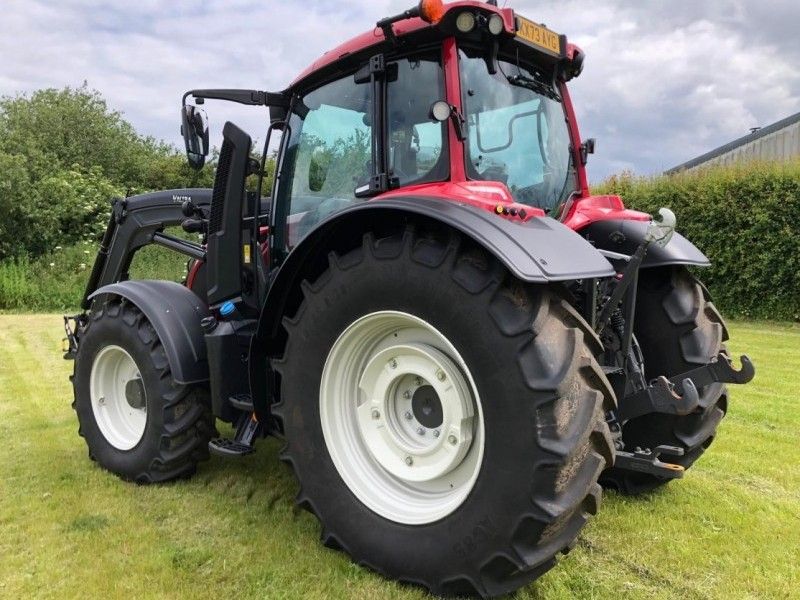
[0,85,214,259]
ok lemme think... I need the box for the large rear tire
[72,298,215,483]
[274,226,615,598]
[601,266,728,495]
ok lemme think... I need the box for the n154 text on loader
[64,1,755,596]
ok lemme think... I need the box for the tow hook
[615,445,686,480]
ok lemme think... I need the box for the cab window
[279,77,372,248]
[387,53,448,187]
[277,52,447,250]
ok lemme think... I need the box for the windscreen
[460,47,576,213]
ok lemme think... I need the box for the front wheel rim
[89,345,147,450]
[320,311,485,525]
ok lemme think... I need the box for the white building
[666,111,800,174]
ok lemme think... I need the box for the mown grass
[0,317,797,599]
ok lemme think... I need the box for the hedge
[594,159,800,321]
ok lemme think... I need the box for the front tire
[72,298,215,483]
[274,226,615,597]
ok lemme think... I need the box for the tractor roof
[289,1,517,89]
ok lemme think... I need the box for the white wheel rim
[89,345,147,450]
[320,311,485,525]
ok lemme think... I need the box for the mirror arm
[182,89,288,108]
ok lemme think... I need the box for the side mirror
[180,105,209,170]
[580,138,596,165]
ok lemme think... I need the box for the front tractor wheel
[72,299,214,483]
[274,227,615,597]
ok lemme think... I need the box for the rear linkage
[612,352,754,478]
[594,209,755,480]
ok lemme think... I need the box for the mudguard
[262,196,613,350]
[581,219,710,268]
[88,280,210,385]
[248,196,615,420]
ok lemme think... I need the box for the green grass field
[0,316,797,599]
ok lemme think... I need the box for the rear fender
[580,219,710,268]
[248,196,615,420]
[88,280,210,385]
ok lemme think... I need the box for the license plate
[515,16,562,56]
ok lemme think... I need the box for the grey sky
[1,0,798,181]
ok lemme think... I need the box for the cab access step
[208,399,261,458]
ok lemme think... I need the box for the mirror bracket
[430,101,466,142]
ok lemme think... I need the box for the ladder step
[229,393,254,412]
[208,438,255,458]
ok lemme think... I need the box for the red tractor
[64,1,754,596]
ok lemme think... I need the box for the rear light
[418,0,445,24]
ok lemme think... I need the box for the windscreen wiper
[506,74,561,102]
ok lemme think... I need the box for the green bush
[0,85,214,261]
[595,160,800,321]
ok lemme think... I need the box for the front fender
[581,219,711,268]
[89,280,210,385]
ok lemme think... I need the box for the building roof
[666,110,800,174]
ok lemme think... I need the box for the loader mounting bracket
[62,314,86,360]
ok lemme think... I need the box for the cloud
[1,0,798,181]
[514,0,800,178]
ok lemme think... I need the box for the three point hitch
[612,352,755,479]
[616,352,756,423]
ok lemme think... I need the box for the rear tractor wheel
[72,298,215,483]
[601,266,728,494]
[274,226,615,597]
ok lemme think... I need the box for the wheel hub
[125,377,146,410]
[356,343,474,483]
[412,385,443,429]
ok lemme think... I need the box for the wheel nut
[403,390,411,399]
[389,359,398,369]
[433,430,440,438]
[405,456,413,466]
[436,370,446,381]
[417,427,425,436]
[404,411,413,420]
[415,377,422,386]
[448,435,458,445]
[371,409,380,420]
[98,397,106,406]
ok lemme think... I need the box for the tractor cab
[179,0,592,279]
